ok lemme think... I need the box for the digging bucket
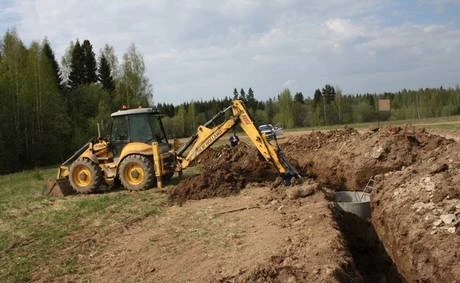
[333,191,371,219]
[43,178,75,197]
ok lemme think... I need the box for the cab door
[110,116,129,157]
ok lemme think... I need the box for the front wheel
[119,155,154,191]
[69,159,103,193]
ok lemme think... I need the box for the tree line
[0,30,151,174]
[157,85,460,138]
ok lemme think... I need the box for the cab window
[111,116,129,141]
[129,114,153,142]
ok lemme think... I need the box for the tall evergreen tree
[68,40,84,89]
[240,88,246,101]
[98,55,115,92]
[233,88,238,99]
[313,89,322,107]
[81,39,97,84]
[294,92,304,104]
[322,84,336,104]
[247,87,257,110]
[42,39,63,90]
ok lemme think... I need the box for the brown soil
[282,126,452,190]
[371,141,460,282]
[281,127,460,282]
[169,143,276,204]
[38,187,361,283]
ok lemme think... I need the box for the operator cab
[110,107,169,157]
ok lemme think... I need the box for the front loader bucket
[43,178,75,197]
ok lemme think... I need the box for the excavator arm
[176,100,300,183]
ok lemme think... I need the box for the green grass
[287,115,460,132]
[0,168,169,282]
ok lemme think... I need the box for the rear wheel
[119,155,154,191]
[69,159,103,193]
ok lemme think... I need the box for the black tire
[69,159,103,193]
[119,155,154,191]
[162,172,174,183]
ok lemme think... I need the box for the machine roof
[111,107,162,117]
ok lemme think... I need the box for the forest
[0,30,459,174]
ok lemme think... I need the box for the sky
[1,0,460,104]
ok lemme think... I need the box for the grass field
[0,168,182,282]
[287,115,460,132]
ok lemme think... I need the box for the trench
[330,192,406,283]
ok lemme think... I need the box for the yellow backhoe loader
[44,100,300,196]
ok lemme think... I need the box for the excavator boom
[176,100,300,182]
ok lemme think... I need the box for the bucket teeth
[43,178,75,197]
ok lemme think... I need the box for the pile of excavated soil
[282,127,460,281]
[282,126,451,190]
[169,143,277,204]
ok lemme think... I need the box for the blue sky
[1,0,460,104]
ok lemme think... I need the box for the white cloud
[1,0,460,103]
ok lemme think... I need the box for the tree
[313,89,322,107]
[240,88,246,101]
[116,44,153,107]
[98,55,115,93]
[68,40,84,89]
[60,41,75,88]
[322,84,336,104]
[42,39,63,90]
[233,88,238,99]
[294,92,304,104]
[335,86,343,123]
[186,102,197,135]
[81,39,97,84]
[246,87,257,111]
[100,44,118,78]
[276,89,294,128]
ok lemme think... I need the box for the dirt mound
[169,143,277,204]
[283,127,453,190]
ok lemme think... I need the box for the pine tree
[294,92,304,104]
[313,89,322,107]
[42,39,63,90]
[68,40,84,89]
[322,84,336,104]
[240,88,246,101]
[98,55,115,92]
[247,87,256,110]
[233,88,238,99]
[81,39,97,84]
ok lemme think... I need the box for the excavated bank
[283,127,460,282]
[371,142,460,282]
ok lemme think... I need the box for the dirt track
[34,127,459,282]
